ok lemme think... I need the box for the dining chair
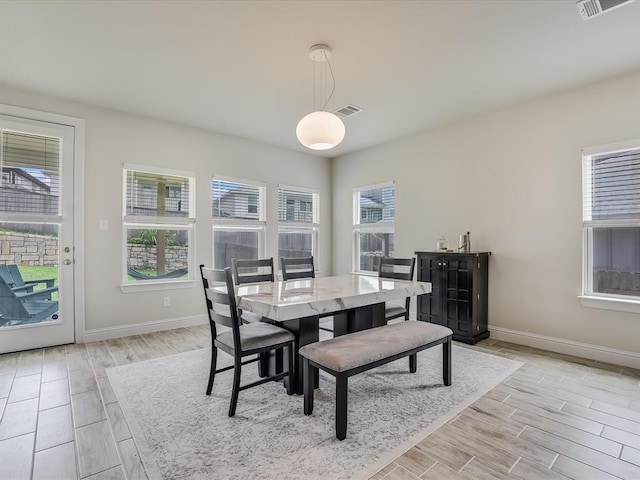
[199,265,295,417]
[231,257,275,324]
[378,257,416,322]
[280,256,335,334]
[280,256,315,280]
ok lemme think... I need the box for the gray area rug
[107,344,521,480]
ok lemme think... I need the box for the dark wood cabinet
[415,251,490,344]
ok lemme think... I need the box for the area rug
[107,344,521,480]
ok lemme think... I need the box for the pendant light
[296,44,345,150]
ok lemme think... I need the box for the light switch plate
[99,219,109,231]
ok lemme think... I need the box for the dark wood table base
[265,302,386,395]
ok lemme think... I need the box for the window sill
[120,280,198,293]
[578,295,640,314]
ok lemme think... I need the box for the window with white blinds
[353,182,395,273]
[277,185,319,263]
[123,165,195,284]
[212,177,266,269]
[278,185,318,223]
[212,179,264,221]
[582,143,640,301]
[583,148,640,223]
[125,169,193,221]
[0,130,61,216]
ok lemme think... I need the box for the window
[123,165,195,285]
[278,185,319,262]
[212,177,265,269]
[582,141,640,305]
[354,182,395,273]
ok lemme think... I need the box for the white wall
[332,70,640,360]
[0,85,332,334]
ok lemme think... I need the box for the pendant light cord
[321,51,336,112]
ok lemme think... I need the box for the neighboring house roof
[3,167,51,192]
[360,197,384,208]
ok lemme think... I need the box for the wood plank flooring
[0,326,638,480]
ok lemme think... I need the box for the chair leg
[303,357,314,415]
[206,347,218,395]
[228,355,242,417]
[286,342,294,396]
[258,352,268,377]
[409,353,417,373]
[336,374,348,440]
[443,339,452,386]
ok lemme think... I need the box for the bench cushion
[299,321,453,373]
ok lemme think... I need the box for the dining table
[235,273,432,394]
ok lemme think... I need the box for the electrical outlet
[163,296,171,307]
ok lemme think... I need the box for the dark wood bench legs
[336,375,348,440]
[304,336,453,440]
[303,357,314,416]
[444,338,451,386]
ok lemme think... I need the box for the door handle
[63,259,72,265]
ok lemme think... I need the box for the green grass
[18,266,58,283]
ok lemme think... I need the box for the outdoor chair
[7,264,56,289]
[0,275,59,326]
[199,265,295,417]
[0,265,57,299]
[378,257,416,322]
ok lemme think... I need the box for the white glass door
[0,115,75,353]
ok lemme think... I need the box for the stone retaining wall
[127,245,189,270]
[0,232,188,270]
[0,232,59,266]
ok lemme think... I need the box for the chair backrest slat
[232,258,275,285]
[199,265,241,333]
[280,256,315,280]
[378,257,416,281]
[7,265,26,287]
[0,275,29,319]
[0,266,16,288]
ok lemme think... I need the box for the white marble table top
[234,274,432,322]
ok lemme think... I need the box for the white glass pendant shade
[296,111,345,150]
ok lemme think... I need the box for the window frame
[121,164,196,292]
[277,184,319,269]
[212,175,266,269]
[579,139,640,313]
[353,181,395,274]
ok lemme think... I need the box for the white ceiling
[0,1,639,158]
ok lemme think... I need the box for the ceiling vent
[576,0,636,20]
[333,104,363,119]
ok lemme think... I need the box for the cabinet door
[444,256,473,334]
[418,255,444,325]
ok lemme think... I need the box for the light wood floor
[0,325,638,480]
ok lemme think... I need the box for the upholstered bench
[299,321,453,440]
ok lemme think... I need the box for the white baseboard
[491,326,640,370]
[82,315,208,343]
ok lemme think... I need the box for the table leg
[281,315,320,395]
[334,302,386,334]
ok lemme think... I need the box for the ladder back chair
[231,257,275,324]
[199,265,295,417]
[280,256,315,280]
[378,257,416,322]
[280,256,334,334]
[232,257,275,285]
